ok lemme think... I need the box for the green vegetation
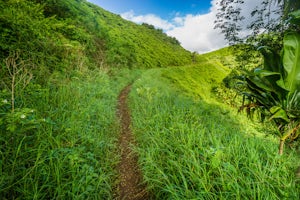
[0,70,139,198]
[239,9,300,154]
[0,0,299,199]
[215,0,300,154]
[129,66,300,199]
[0,0,191,196]
[0,0,191,86]
[162,48,232,101]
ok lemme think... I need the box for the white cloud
[121,10,175,30]
[120,2,227,53]
[121,0,280,54]
[173,16,185,26]
[166,12,227,53]
[165,0,228,53]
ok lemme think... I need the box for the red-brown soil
[116,85,149,200]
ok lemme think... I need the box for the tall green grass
[162,62,229,101]
[0,69,140,199]
[129,69,300,199]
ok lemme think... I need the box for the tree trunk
[278,139,284,155]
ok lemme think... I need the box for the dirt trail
[116,85,149,200]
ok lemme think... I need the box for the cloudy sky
[87,0,263,53]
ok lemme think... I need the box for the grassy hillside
[161,47,243,104]
[162,58,230,101]
[0,0,191,198]
[0,0,192,80]
[0,0,299,199]
[129,54,300,199]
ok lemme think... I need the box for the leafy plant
[240,10,300,154]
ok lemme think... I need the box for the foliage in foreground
[239,10,300,154]
[129,69,300,199]
[0,0,191,197]
[0,70,137,199]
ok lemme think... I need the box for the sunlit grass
[162,63,229,101]
[1,46,299,199]
[129,69,300,199]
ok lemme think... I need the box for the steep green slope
[81,2,192,68]
[0,0,192,81]
[94,11,192,68]
[162,47,235,101]
[162,61,229,101]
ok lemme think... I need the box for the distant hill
[161,47,235,101]
[0,0,192,82]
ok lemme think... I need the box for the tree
[215,0,300,154]
[240,29,300,154]
[214,0,299,47]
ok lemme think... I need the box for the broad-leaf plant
[241,10,300,154]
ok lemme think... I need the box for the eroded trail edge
[116,85,148,200]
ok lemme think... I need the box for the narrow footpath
[116,85,149,200]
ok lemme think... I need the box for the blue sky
[88,0,223,53]
[87,0,263,53]
[88,0,212,20]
